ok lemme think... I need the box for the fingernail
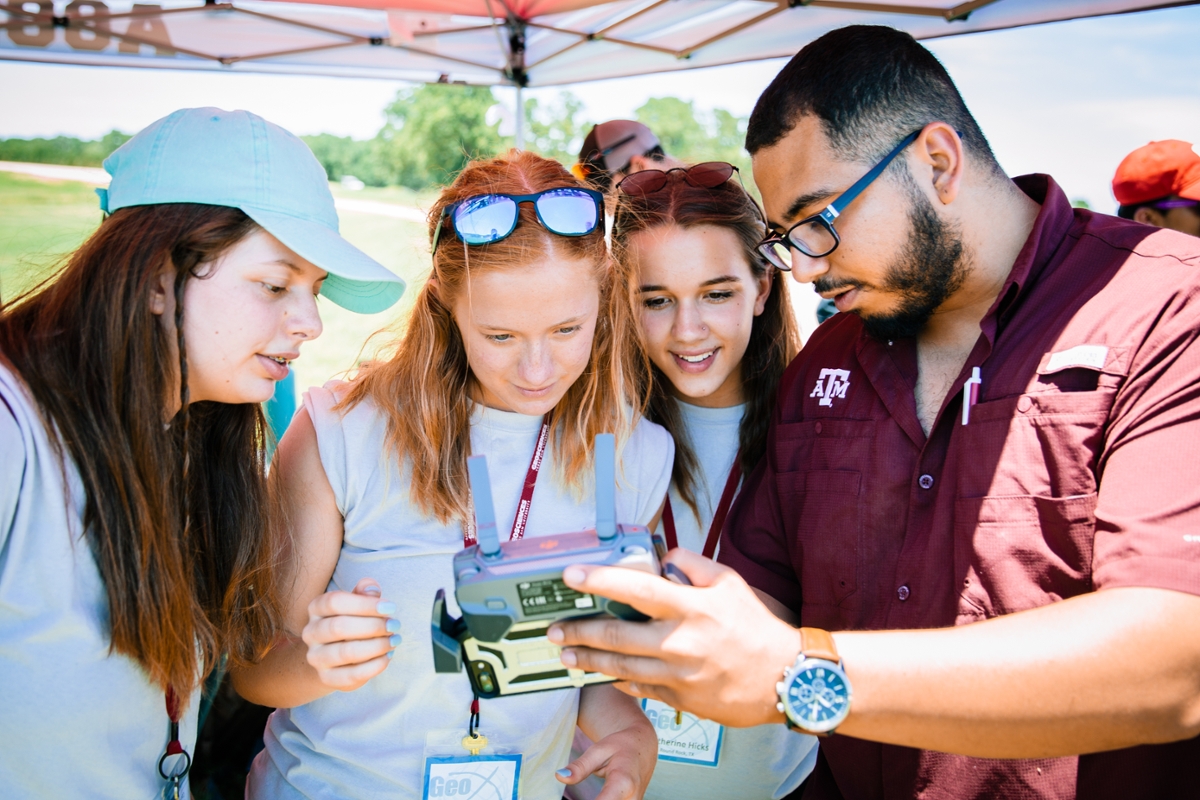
[389,634,402,648]
[563,567,584,586]
[560,648,577,667]
[386,619,401,633]
[547,626,564,644]
[386,650,395,660]
[362,585,382,597]
[376,601,397,615]
[555,769,572,779]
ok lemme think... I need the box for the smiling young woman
[604,164,813,800]
[232,150,673,800]
[0,108,403,798]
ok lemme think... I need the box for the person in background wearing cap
[0,107,403,798]
[1113,140,1200,237]
[574,119,684,193]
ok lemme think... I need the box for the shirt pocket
[777,469,862,609]
[956,384,1114,500]
[955,492,1098,619]
[774,420,874,612]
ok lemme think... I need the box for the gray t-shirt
[249,383,674,800]
[647,401,817,800]
[0,361,198,799]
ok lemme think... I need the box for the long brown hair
[612,171,801,517]
[343,150,648,524]
[0,204,288,695]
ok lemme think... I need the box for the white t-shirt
[249,383,674,800]
[645,402,818,800]
[0,361,199,799]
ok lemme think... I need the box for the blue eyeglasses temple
[824,130,923,221]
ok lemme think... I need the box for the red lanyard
[661,456,742,559]
[461,417,549,737]
[462,418,549,547]
[158,686,191,797]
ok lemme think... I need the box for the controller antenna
[595,433,616,541]
[467,455,502,558]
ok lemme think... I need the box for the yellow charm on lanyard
[462,732,489,756]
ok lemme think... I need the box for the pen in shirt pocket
[961,367,982,425]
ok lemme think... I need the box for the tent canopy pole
[515,85,524,150]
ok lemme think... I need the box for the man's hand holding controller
[548,548,804,728]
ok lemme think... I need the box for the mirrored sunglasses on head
[432,187,605,254]
[616,162,739,196]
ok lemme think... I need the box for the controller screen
[517,578,596,616]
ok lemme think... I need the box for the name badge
[642,698,724,768]
[422,754,522,800]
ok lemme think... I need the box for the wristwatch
[775,627,853,736]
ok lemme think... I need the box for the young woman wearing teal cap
[232,150,670,800]
[0,107,403,798]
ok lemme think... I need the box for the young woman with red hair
[234,150,671,800]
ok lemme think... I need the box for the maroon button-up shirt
[719,176,1200,799]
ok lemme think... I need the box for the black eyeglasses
[757,130,923,271]
[431,187,604,255]
[616,162,739,195]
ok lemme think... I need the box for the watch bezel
[776,655,853,735]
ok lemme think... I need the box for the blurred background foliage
[0,84,750,189]
[0,129,131,166]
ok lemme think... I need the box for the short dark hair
[746,25,1000,174]
[1117,200,1165,220]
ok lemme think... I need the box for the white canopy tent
[2,1,1196,87]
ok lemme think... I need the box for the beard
[818,186,969,341]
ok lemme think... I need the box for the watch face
[784,660,850,733]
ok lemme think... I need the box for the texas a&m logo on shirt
[810,368,851,407]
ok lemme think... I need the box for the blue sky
[1,4,1197,211]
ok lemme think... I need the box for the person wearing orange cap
[1113,140,1200,237]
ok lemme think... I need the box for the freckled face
[629,224,770,408]
[451,254,600,416]
[177,229,326,405]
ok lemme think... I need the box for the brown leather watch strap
[799,627,840,663]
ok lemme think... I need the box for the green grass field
[0,170,433,394]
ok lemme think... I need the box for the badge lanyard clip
[158,686,191,799]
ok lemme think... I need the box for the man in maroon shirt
[548,25,1200,799]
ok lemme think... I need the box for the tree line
[0,129,131,167]
[0,85,751,189]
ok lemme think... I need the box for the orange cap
[1113,140,1200,206]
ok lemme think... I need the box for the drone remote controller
[431,433,678,698]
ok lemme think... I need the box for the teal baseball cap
[97,107,404,314]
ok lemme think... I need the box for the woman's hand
[562,684,658,800]
[303,577,401,691]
